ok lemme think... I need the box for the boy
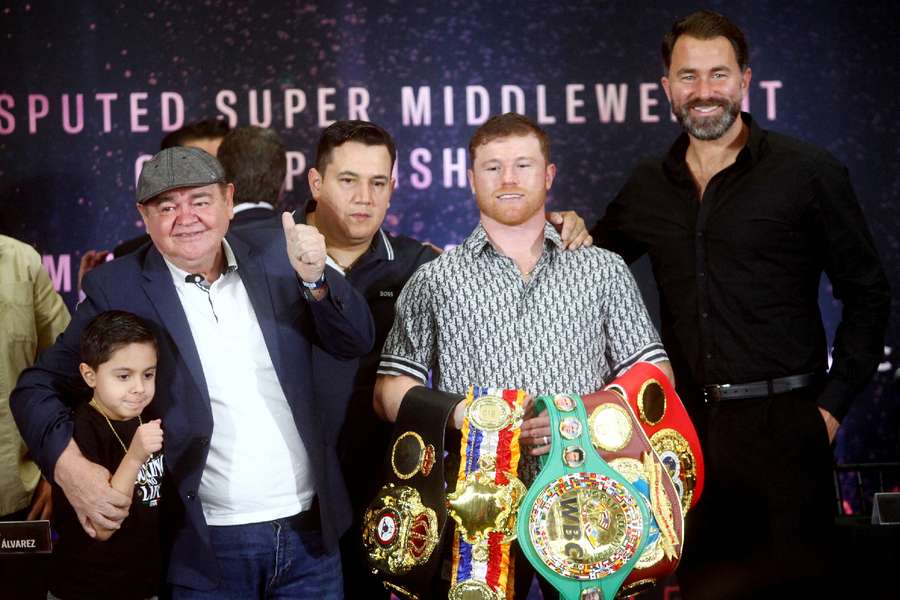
[48,310,163,600]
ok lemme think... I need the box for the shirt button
[199,437,209,447]
[705,353,713,360]
[698,272,706,278]
[186,491,196,500]
[696,231,704,238]
[702,312,709,318]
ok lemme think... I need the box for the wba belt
[447,386,527,600]
[604,362,705,513]
[517,393,651,600]
[363,386,463,599]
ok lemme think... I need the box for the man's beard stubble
[674,97,741,141]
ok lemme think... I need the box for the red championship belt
[581,388,684,596]
[603,362,705,512]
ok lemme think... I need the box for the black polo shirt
[591,113,890,419]
[303,208,439,506]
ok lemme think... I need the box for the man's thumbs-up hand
[282,211,326,284]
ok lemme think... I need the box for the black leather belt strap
[286,497,321,531]
[703,372,820,402]
[370,386,463,598]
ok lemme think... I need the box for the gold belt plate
[363,484,440,575]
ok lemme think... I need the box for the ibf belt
[516,393,650,600]
[581,387,684,595]
[604,362,705,513]
[363,386,463,599]
[447,387,527,600]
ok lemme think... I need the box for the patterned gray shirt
[378,223,667,396]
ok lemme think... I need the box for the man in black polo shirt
[590,10,890,599]
[305,120,592,598]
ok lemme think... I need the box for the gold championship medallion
[527,472,644,580]
[363,484,440,575]
[636,379,666,426]
[391,431,436,480]
[466,393,522,432]
[448,579,501,600]
[447,456,526,545]
[588,403,633,452]
[649,428,697,512]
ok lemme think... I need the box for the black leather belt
[286,497,321,531]
[703,372,820,402]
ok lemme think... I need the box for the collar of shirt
[462,221,564,257]
[324,230,395,275]
[232,202,274,214]
[663,111,769,184]
[162,239,239,289]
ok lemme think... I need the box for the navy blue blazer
[11,231,374,590]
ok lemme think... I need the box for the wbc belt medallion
[528,472,644,580]
[448,387,527,600]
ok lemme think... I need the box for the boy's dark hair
[217,126,287,207]
[80,311,158,370]
[468,112,550,164]
[160,118,231,151]
[661,10,749,74]
[315,120,397,174]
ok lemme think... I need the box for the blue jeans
[171,514,343,599]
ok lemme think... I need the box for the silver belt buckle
[704,383,730,403]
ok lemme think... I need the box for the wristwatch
[301,273,327,289]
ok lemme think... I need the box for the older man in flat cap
[12,147,374,598]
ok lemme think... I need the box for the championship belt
[447,387,527,600]
[517,393,650,600]
[363,386,463,599]
[581,387,684,596]
[603,362,705,512]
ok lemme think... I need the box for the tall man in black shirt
[590,10,890,599]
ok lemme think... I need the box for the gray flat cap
[137,146,226,203]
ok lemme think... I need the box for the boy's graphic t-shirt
[50,402,162,600]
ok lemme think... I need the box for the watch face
[301,274,325,289]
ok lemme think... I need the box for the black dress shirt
[591,113,890,419]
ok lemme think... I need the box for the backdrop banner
[1,0,897,486]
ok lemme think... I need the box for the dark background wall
[1,1,897,473]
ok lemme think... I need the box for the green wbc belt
[516,394,650,600]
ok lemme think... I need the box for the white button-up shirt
[164,241,314,525]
